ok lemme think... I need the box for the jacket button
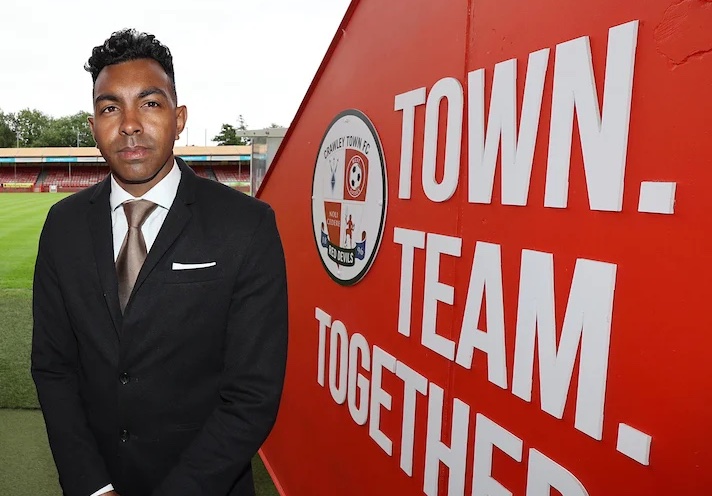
[120,429,130,442]
[119,373,130,385]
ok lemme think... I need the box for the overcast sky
[0,0,351,146]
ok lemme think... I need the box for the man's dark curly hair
[85,28,177,100]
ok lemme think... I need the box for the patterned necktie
[116,200,158,312]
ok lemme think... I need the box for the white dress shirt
[110,160,181,261]
[90,159,181,496]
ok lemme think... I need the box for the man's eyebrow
[94,93,119,105]
[138,87,169,99]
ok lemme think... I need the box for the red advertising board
[257,0,712,494]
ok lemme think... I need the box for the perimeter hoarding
[257,0,712,494]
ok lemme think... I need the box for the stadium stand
[191,166,215,180]
[213,166,250,184]
[0,167,40,186]
[0,164,251,193]
[43,167,109,189]
[0,144,265,194]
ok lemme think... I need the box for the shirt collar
[110,159,182,212]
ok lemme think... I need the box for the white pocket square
[172,262,217,271]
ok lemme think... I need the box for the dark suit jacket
[31,159,288,496]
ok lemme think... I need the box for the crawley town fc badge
[311,109,387,286]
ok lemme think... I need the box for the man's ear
[87,115,95,139]
[175,105,187,140]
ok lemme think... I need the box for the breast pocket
[162,264,223,284]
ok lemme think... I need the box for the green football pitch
[0,193,69,409]
[0,193,69,291]
[0,193,278,495]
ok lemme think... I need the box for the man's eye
[101,106,117,113]
[144,101,160,108]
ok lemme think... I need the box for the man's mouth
[117,146,150,160]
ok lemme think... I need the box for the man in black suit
[31,29,288,496]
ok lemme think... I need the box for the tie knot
[123,200,158,228]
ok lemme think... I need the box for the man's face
[88,58,187,196]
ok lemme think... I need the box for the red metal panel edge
[258,449,286,496]
[254,0,359,489]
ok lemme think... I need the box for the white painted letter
[472,414,523,496]
[395,87,427,199]
[395,361,429,477]
[424,383,469,496]
[526,449,589,496]
[512,251,617,440]
[422,77,463,202]
[422,233,462,360]
[369,346,397,456]
[347,332,371,425]
[328,320,348,404]
[315,307,332,386]
[394,227,427,337]
[455,241,508,388]
[468,49,549,205]
[545,21,638,211]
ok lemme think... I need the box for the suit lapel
[129,158,196,305]
[88,175,123,337]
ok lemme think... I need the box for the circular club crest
[311,109,387,286]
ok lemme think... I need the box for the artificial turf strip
[0,289,37,408]
[0,409,61,495]
[0,193,66,408]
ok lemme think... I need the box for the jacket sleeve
[154,206,289,495]
[31,206,112,496]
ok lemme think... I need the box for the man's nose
[120,109,143,135]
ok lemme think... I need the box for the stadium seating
[0,165,251,192]
[43,167,109,188]
[0,167,40,185]
[213,166,250,184]
[190,166,213,180]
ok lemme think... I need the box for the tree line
[213,114,250,146]
[0,108,95,148]
[212,115,283,146]
[0,109,283,148]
